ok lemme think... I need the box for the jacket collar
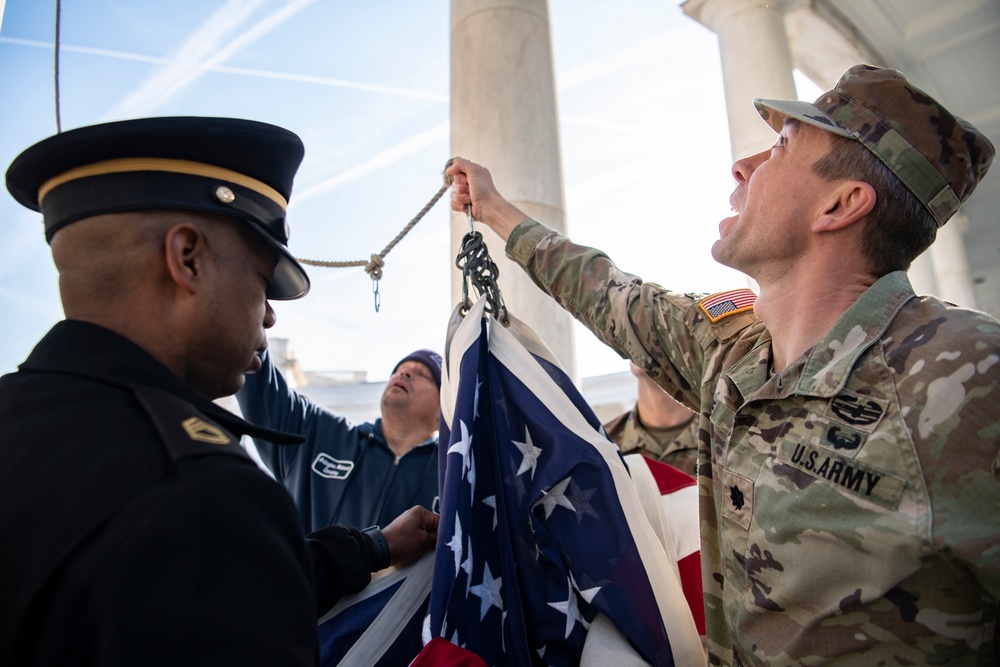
[796,271,916,397]
[21,320,303,445]
[728,272,916,401]
[367,418,438,450]
[608,409,695,459]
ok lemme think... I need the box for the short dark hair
[811,135,937,276]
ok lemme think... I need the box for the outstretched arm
[236,347,352,481]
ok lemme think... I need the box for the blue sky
[0,1,819,381]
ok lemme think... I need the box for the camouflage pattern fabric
[603,408,698,478]
[753,64,995,228]
[507,217,1000,666]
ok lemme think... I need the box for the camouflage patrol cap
[754,64,995,227]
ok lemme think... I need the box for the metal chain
[455,229,509,326]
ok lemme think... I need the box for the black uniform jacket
[0,321,378,666]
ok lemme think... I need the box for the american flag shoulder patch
[698,288,757,323]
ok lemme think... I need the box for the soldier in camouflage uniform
[604,361,699,477]
[446,65,998,665]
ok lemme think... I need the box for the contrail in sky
[557,30,679,92]
[0,36,446,101]
[0,13,668,196]
[560,114,670,137]
[2,25,660,114]
[101,0,318,120]
[213,65,448,102]
[291,121,449,206]
[0,37,165,63]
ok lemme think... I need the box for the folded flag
[622,454,704,636]
[317,552,433,666]
[424,298,702,665]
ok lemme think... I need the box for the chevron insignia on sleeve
[698,288,757,323]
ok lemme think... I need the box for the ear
[163,223,206,295]
[813,180,876,233]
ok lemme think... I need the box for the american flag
[698,288,757,323]
[317,553,433,666]
[424,297,702,665]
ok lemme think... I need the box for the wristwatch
[362,525,391,571]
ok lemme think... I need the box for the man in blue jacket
[239,348,441,532]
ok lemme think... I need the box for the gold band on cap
[37,158,288,210]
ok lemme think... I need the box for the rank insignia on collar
[181,417,231,445]
[698,288,757,323]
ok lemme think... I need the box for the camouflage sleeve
[507,219,726,410]
[895,309,1000,598]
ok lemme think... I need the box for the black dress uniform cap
[5,116,311,300]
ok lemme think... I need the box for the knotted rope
[297,182,449,280]
[296,157,508,324]
[297,173,451,311]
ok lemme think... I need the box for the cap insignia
[214,185,235,204]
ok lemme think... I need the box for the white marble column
[450,0,576,378]
[929,213,978,308]
[682,0,798,161]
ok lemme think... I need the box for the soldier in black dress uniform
[0,117,438,666]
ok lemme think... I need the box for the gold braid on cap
[37,157,288,210]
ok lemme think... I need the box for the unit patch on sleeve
[699,288,757,323]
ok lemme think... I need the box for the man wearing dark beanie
[238,347,442,532]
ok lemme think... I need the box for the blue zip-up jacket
[237,349,439,533]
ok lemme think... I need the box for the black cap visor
[245,219,310,300]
